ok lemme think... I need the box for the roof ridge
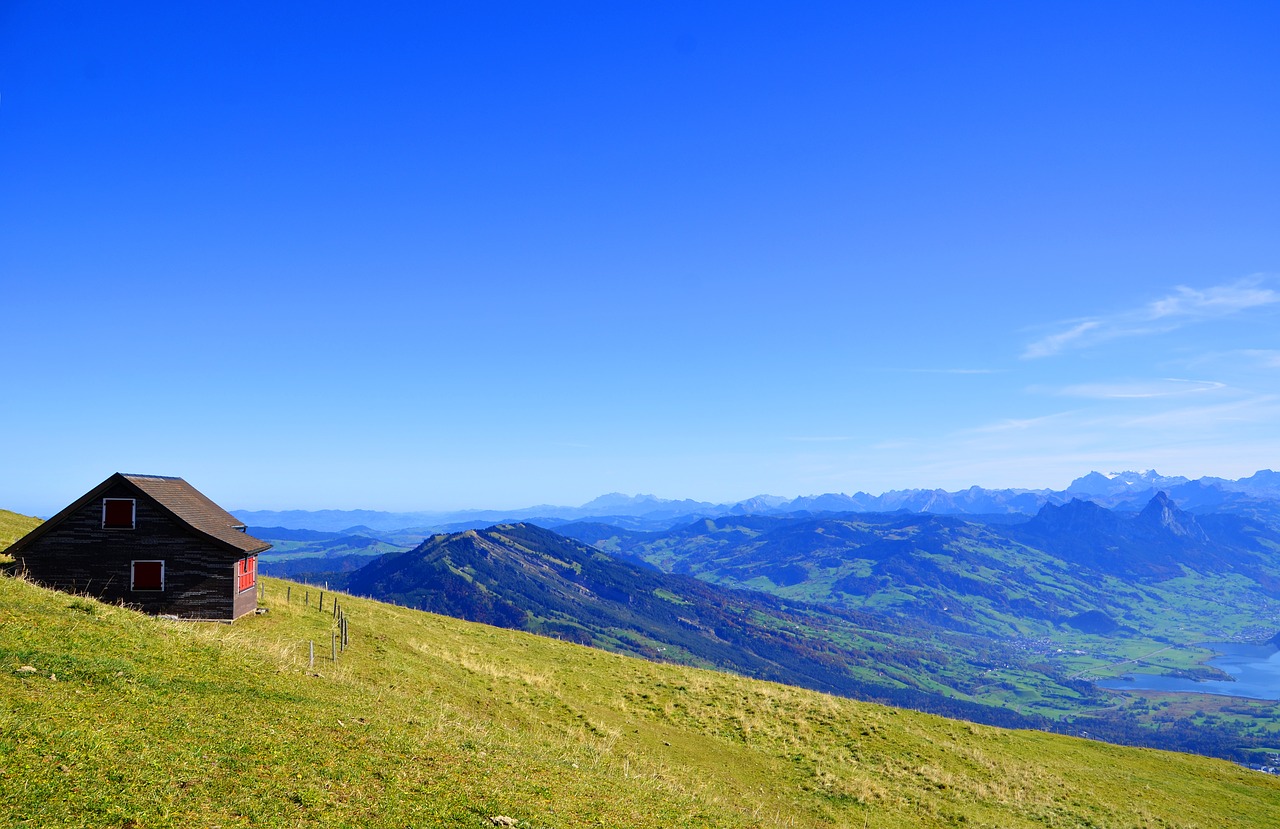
[119,474,269,554]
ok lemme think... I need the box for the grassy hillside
[3,575,1279,828]
[0,508,41,552]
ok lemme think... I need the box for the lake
[1097,642,1280,701]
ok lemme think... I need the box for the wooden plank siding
[13,480,258,620]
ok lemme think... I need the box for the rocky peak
[1137,492,1209,542]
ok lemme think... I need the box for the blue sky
[3,2,1278,515]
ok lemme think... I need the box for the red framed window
[103,498,136,529]
[237,556,257,592]
[131,560,164,591]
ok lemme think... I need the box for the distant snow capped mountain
[1066,470,1190,497]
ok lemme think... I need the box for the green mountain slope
[559,504,1280,754]
[341,523,1048,729]
[3,574,1279,828]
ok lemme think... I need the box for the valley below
[246,471,1280,766]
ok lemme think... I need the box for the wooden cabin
[6,473,270,621]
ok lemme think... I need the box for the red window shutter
[133,561,163,590]
[103,499,135,529]
[238,557,256,591]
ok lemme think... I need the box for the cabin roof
[7,473,270,556]
[121,474,269,554]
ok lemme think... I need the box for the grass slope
[0,508,41,552]
[3,574,1279,828]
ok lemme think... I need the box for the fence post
[309,640,314,668]
[320,592,324,613]
[287,585,291,603]
[331,632,337,662]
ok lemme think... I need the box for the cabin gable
[8,474,268,621]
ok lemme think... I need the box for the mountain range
[281,489,1280,763]
[234,468,1280,533]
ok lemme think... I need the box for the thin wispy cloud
[1054,379,1226,399]
[965,410,1083,434]
[1022,321,1102,359]
[1148,282,1279,319]
[1115,394,1280,430]
[1022,276,1279,359]
[868,439,919,451]
[928,393,1280,487]
[900,368,1003,375]
[1181,349,1280,373]
[1237,350,1280,369]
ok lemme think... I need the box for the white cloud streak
[1023,276,1280,359]
[901,368,1003,375]
[1148,282,1280,319]
[1022,321,1102,359]
[1053,379,1226,399]
[964,410,1084,434]
[1237,350,1280,369]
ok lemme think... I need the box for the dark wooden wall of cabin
[14,481,253,620]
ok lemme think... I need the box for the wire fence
[258,580,351,669]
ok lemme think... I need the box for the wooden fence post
[309,640,314,668]
[287,585,291,603]
[331,632,337,662]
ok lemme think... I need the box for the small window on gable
[103,498,136,529]
[131,560,164,591]
[236,556,257,592]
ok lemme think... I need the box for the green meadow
[3,574,1279,828]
